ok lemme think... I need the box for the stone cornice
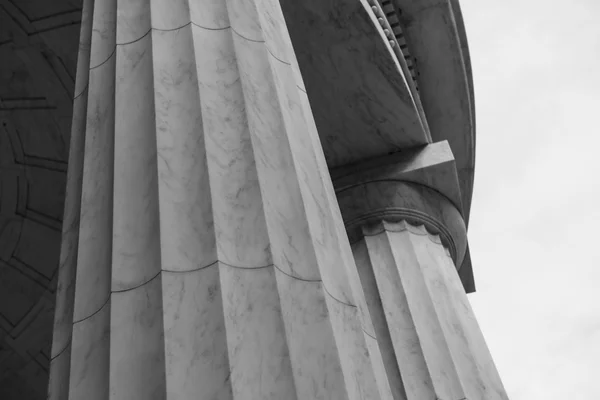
[336,180,467,268]
[361,220,453,258]
[332,144,475,292]
[390,0,475,225]
[331,140,463,215]
[354,212,456,260]
[364,0,430,140]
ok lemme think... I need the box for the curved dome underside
[0,0,81,398]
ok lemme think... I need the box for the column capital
[362,219,453,257]
[338,179,467,267]
[332,141,468,269]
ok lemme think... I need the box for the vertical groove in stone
[416,236,486,399]
[190,5,296,397]
[290,52,388,399]
[352,240,407,400]
[225,1,380,399]
[66,0,116,396]
[109,1,167,399]
[220,265,297,399]
[151,1,229,398]
[69,300,110,400]
[110,277,165,400]
[112,14,160,292]
[383,229,465,399]
[151,4,216,276]
[363,225,437,400]
[162,266,233,399]
[358,220,509,400]
[72,0,116,323]
[430,240,509,400]
[251,2,382,398]
[227,2,351,398]
[388,230,465,399]
[48,1,95,399]
[53,0,386,399]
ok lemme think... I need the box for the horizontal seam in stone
[116,27,152,46]
[322,284,357,308]
[163,260,273,273]
[112,269,161,293]
[153,21,193,33]
[73,83,88,100]
[163,259,219,274]
[72,294,110,325]
[191,21,230,31]
[50,337,71,361]
[88,21,231,70]
[267,47,290,65]
[231,27,264,43]
[156,21,231,33]
[219,260,273,270]
[89,47,115,70]
[272,264,321,282]
[362,329,376,340]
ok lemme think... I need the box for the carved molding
[337,179,468,267]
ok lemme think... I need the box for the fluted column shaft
[351,220,508,400]
[48,0,388,399]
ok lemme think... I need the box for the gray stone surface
[0,0,503,398]
[353,220,508,399]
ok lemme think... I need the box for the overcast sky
[462,0,600,398]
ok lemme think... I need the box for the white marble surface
[220,265,296,399]
[89,0,116,68]
[149,0,190,30]
[110,276,166,400]
[324,293,380,400]
[193,26,271,269]
[116,0,151,44]
[273,269,347,400]
[72,54,115,321]
[356,220,508,400]
[254,0,290,63]
[351,240,406,400]
[51,1,380,399]
[153,26,217,272]
[190,0,230,29]
[162,266,231,399]
[227,0,263,42]
[69,301,110,399]
[432,239,509,399]
[112,34,162,291]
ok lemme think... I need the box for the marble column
[48,0,389,399]
[337,180,509,400]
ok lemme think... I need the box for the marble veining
[112,34,162,291]
[49,1,383,399]
[153,25,217,272]
[353,220,509,400]
[89,0,117,68]
[2,0,507,399]
[72,53,115,320]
